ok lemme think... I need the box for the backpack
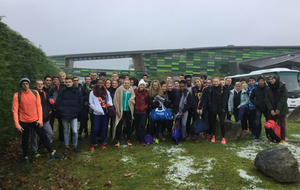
[18,89,37,103]
[145,134,153,145]
[264,120,281,142]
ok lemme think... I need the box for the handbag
[107,105,116,117]
[171,121,182,145]
[190,119,209,135]
[150,107,172,121]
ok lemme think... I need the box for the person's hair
[235,82,241,86]
[36,80,43,84]
[112,72,118,75]
[226,77,232,81]
[52,76,59,80]
[213,77,220,81]
[179,74,185,77]
[166,81,173,86]
[160,81,166,86]
[125,74,130,77]
[240,77,247,82]
[194,77,203,84]
[72,76,78,80]
[129,77,138,86]
[148,80,164,98]
[123,78,130,83]
[179,80,187,85]
[99,72,106,77]
[59,72,66,76]
[201,74,208,80]
[119,75,126,79]
[167,76,172,79]
[85,75,91,79]
[220,78,224,81]
[184,75,192,80]
[249,76,256,81]
[207,78,212,83]
[44,75,51,81]
[142,74,148,78]
[257,76,265,81]
[174,80,179,83]
[65,77,72,81]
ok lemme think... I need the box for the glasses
[73,80,79,82]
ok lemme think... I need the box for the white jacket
[89,90,113,115]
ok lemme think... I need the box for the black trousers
[79,109,89,136]
[210,112,226,138]
[186,108,194,135]
[134,113,147,143]
[20,121,53,157]
[115,111,132,141]
[50,110,64,141]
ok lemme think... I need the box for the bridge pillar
[66,58,74,68]
[132,55,143,71]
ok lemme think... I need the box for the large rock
[288,106,300,123]
[254,146,299,183]
[215,119,242,141]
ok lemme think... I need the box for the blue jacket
[228,89,249,111]
[247,82,258,110]
[55,86,83,119]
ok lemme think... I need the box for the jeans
[20,121,53,157]
[91,114,109,144]
[248,109,256,134]
[255,109,269,139]
[31,121,53,152]
[62,117,78,147]
[134,113,147,143]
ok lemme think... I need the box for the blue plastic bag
[151,107,172,121]
[171,121,182,145]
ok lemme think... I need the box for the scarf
[93,86,107,97]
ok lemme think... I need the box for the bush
[0,22,61,148]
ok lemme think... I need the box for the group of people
[12,70,288,164]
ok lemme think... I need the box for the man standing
[266,75,288,144]
[247,76,258,137]
[250,76,269,140]
[184,75,194,139]
[56,77,83,154]
[59,72,67,85]
[43,75,53,97]
[12,76,62,164]
[224,77,233,120]
[99,72,106,81]
[91,72,98,87]
[111,72,119,81]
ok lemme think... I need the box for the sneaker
[206,134,212,141]
[221,138,226,145]
[115,141,120,147]
[62,147,70,154]
[279,140,286,145]
[78,136,83,142]
[100,144,107,149]
[34,151,41,158]
[249,134,255,138]
[24,158,29,165]
[202,134,206,139]
[238,120,242,124]
[73,147,81,153]
[242,130,246,134]
[196,137,200,142]
[127,140,132,146]
[160,137,166,141]
[90,144,95,151]
[211,137,216,143]
[155,139,159,144]
[142,143,146,146]
[186,136,190,141]
[50,153,63,160]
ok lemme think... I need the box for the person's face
[235,84,241,91]
[66,79,73,87]
[206,80,212,87]
[174,81,179,87]
[167,83,173,91]
[112,81,118,88]
[220,80,225,86]
[130,80,134,86]
[240,81,246,85]
[195,79,202,88]
[166,77,172,82]
[100,75,106,81]
[179,76,185,81]
[119,78,124,84]
[125,75,130,79]
[179,83,186,91]
[124,80,130,89]
[213,79,219,87]
[258,79,265,87]
[145,82,149,88]
[242,84,247,90]
[59,74,66,82]
[139,83,145,91]
[186,78,192,86]
[143,76,148,81]
[106,80,111,88]
[153,82,159,91]
[36,81,43,91]
[73,78,79,86]
[44,77,52,86]
[97,80,104,88]
[162,84,167,92]
[249,79,255,85]
[226,78,232,86]
[53,78,59,85]
[85,77,91,85]
[21,81,30,91]
[91,73,97,80]
[112,74,118,81]
[269,77,276,84]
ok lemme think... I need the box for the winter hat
[20,75,30,86]
[138,79,146,87]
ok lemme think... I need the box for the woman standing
[113,79,135,147]
[89,79,113,151]
[148,80,165,144]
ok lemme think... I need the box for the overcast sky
[1,0,300,69]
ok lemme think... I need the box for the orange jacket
[12,90,43,128]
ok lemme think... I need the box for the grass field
[0,120,299,190]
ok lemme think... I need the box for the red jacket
[134,89,148,113]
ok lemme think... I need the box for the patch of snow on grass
[284,143,300,163]
[236,145,264,161]
[120,156,135,164]
[149,162,159,168]
[237,169,262,183]
[290,134,300,139]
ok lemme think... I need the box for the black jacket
[174,89,191,114]
[250,85,267,111]
[208,84,228,114]
[192,86,209,111]
[36,90,51,123]
[42,86,53,97]
[76,84,87,105]
[167,88,177,109]
[55,86,83,119]
[266,81,288,115]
